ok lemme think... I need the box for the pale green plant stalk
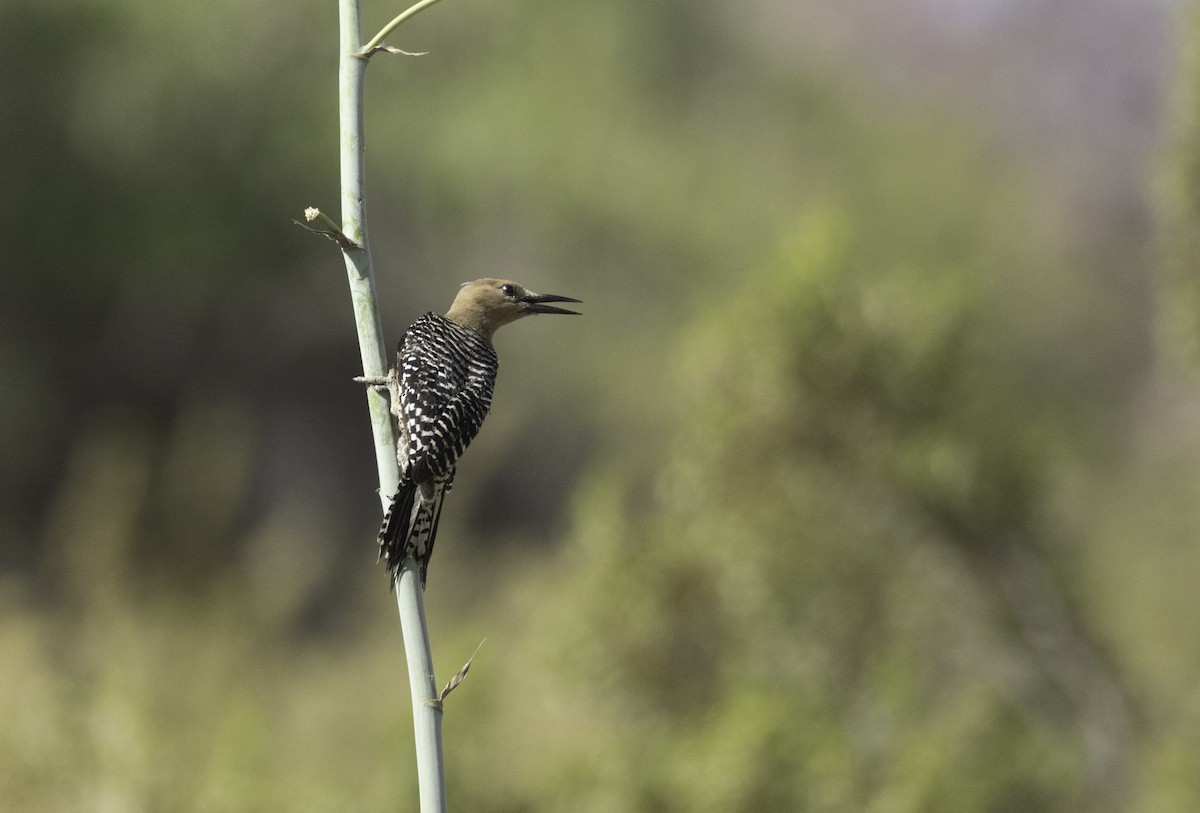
[332,0,447,810]
[361,0,446,53]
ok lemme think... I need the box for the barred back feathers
[379,314,497,586]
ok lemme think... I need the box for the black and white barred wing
[397,314,497,484]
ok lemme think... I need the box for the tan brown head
[444,278,581,339]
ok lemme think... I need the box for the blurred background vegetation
[3,0,1200,810]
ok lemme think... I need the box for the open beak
[522,292,582,315]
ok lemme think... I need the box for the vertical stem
[397,567,447,807]
[337,2,447,811]
[338,0,398,504]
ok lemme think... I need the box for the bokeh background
[4,0,1200,810]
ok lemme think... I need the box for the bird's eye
[500,284,518,297]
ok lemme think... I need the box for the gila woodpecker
[373,278,580,588]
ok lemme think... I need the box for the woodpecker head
[444,278,581,339]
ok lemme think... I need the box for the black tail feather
[421,488,448,587]
[378,480,417,585]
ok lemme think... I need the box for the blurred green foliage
[3,0,1200,811]
[1164,1,1200,362]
